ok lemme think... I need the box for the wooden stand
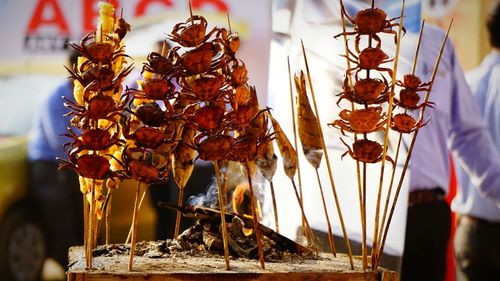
[67,246,398,281]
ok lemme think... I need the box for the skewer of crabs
[330,0,405,268]
[60,1,132,269]
[220,17,275,269]
[120,37,181,270]
[169,4,234,269]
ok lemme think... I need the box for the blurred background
[0,0,494,280]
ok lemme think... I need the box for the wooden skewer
[213,161,231,270]
[371,0,405,268]
[269,181,280,233]
[377,19,426,253]
[174,187,185,238]
[300,39,354,269]
[377,19,453,266]
[338,0,367,269]
[83,189,89,268]
[106,191,113,245]
[287,56,307,241]
[188,0,194,24]
[88,181,95,269]
[92,199,99,248]
[227,13,232,33]
[129,182,142,271]
[245,161,266,270]
[290,179,319,253]
[161,40,169,57]
[125,186,149,244]
[314,168,337,256]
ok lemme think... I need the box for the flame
[231,182,262,236]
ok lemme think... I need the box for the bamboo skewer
[174,188,185,238]
[287,56,312,244]
[269,108,318,251]
[129,182,141,271]
[245,162,266,270]
[106,191,113,245]
[377,19,453,266]
[314,168,337,256]
[88,181,96,269]
[83,189,89,268]
[213,161,231,270]
[377,19,426,253]
[371,0,406,267]
[92,191,99,248]
[290,178,318,252]
[269,181,280,233]
[125,187,149,244]
[188,0,194,24]
[96,186,112,245]
[338,0,367,269]
[300,40,354,269]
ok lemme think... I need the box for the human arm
[448,48,500,203]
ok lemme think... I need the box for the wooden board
[67,245,398,281]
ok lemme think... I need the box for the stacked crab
[392,74,432,133]
[121,47,179,187]
[60,2,132,269]
[330,1,430,164]
[169,14,275,269]
[121,42,184,271]
[329,3,400,165]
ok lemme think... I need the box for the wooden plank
[68,245,398,281]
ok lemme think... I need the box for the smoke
[185,161,266,214]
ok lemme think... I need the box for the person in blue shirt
[28,50,83,270]
[451,2,500,280]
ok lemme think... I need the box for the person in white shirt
[451,1,500,280]
[267,1,500,281]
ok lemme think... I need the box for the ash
[93,217,318,263]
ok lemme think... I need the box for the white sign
[0,0,272,99]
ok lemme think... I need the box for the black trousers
[29,160,83,269]
[401,200,451,281]
[454,216,500,281]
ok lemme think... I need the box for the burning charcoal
[227,216,258,258]
[166,239,183,252]
[177,221,204,249]
[202,229,223,252]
